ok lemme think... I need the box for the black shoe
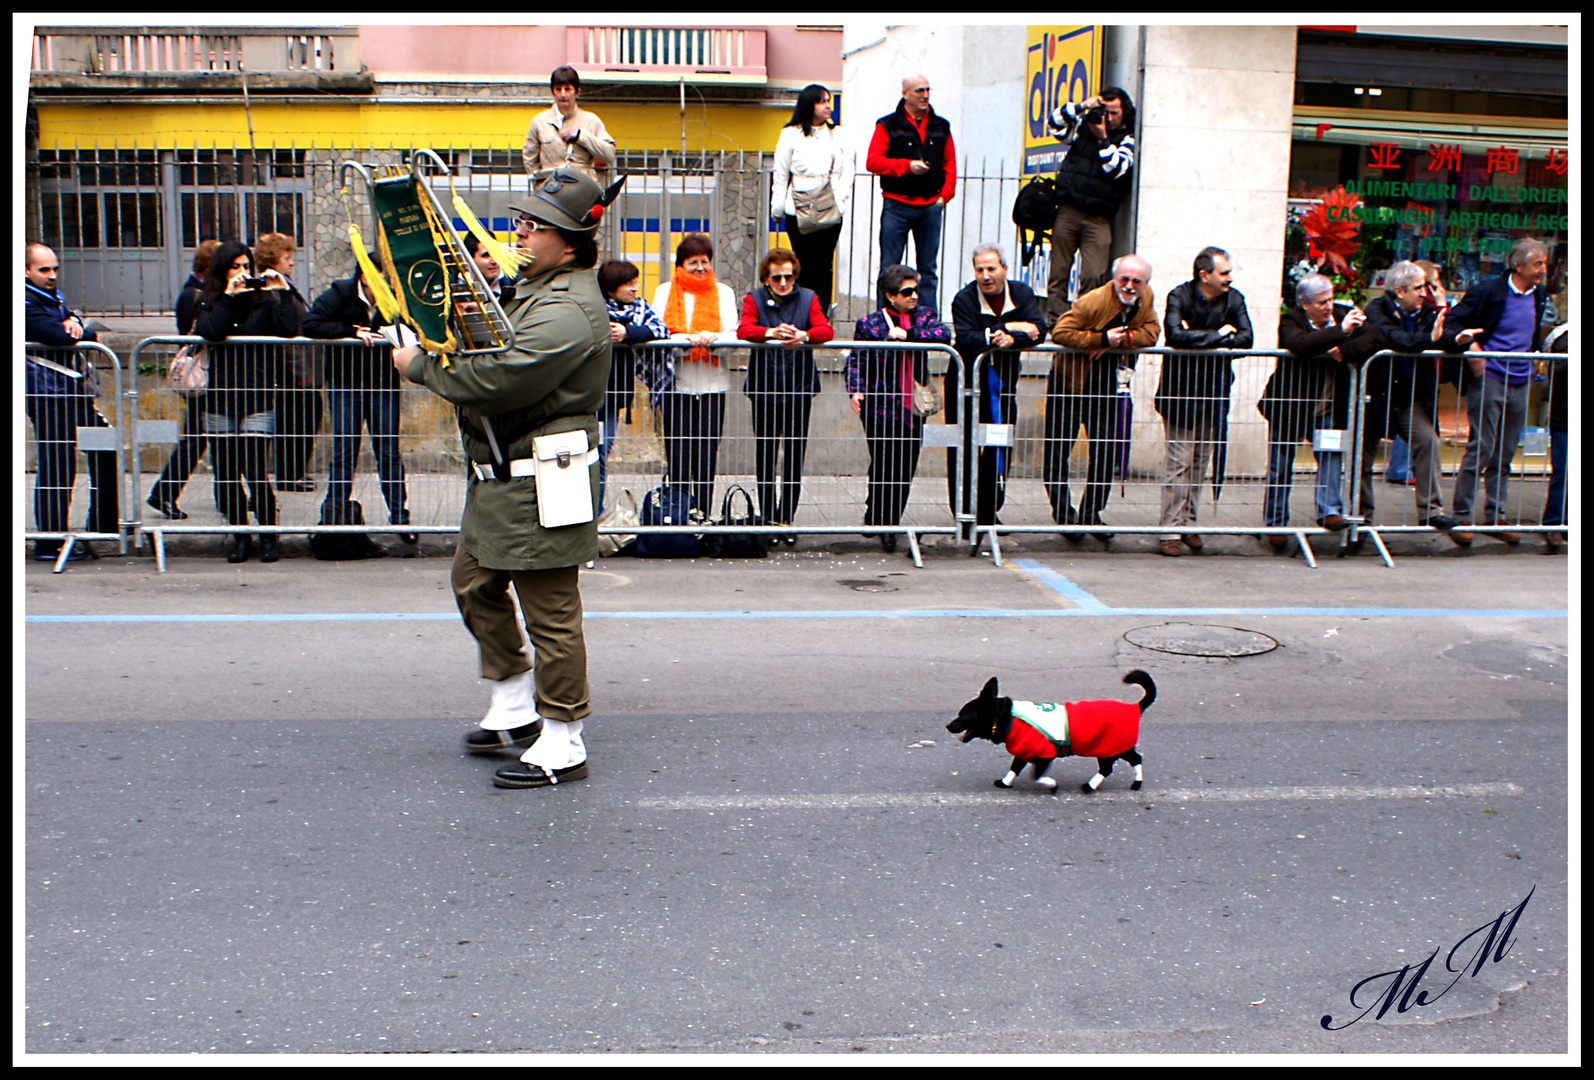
[274,479,316,493]
[493,758,589,788]
[1083,513,1113,543]
[259,536,280,563]
[1419,514,1456,532]
[880,534,898,553]
[145,496,188,521]
[464,720,544,754]
[226,535,252,563]
[399,532,419,546]
[33,543,88,563]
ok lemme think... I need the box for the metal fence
[25,338,1571,572]
[1350,348,1566,563]
[23,342,131,567]
[33,142,1049,328]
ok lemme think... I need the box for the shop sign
[1022,25,1103,175]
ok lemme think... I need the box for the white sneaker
[480,670,539,731]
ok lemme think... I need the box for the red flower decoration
[1299,186,1362,277]
[586,204,604,223]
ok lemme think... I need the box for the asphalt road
[22,538,1570,1055]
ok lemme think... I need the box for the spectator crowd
[25,65,1568,563]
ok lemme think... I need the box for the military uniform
[406,260,610,726]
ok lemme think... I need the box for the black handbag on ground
[310,499,387,561]
[702,485,771,559]
[634,485,702,559]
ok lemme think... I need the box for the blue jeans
[1543,426,1567,527]
[878,199,943,315]
[323,385,408,524]
[595,396,621,512]
[1263,413,1345,527]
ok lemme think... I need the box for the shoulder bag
[167,344,209,398]
[793,181,842,233]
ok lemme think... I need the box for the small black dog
[947,671,1156,793]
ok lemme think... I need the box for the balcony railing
[31,26,358,74]
[571,26,766,81]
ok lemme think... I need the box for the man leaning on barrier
[1156,246,1253,557]
[1439,238,1550,546]
[1046,254,1159,542]
[1357,260,1464,533]
[1260,274,1368,551]
[24,242,118,562]
[950,243,1046,526]
[394,168,615,791]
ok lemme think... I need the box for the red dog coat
[1002,699,1140,761]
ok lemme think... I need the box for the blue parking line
[25,607,1567,624]
[1006,558,1112,612]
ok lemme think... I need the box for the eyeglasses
[515,218,553,234]
[1115,276,1146,286]
[894,287,919,296]
[768,273,795,282]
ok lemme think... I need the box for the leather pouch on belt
[531,430,599,528]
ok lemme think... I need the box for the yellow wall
[36,100,788,153]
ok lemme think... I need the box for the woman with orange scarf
[648,234,741,517]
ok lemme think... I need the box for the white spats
[1087,772,1106,790]
[1000,770,1017,787]
[521,718,586,771]
[1133,763,1144,782]
[481,670,539,731]
[1036,776,1058,790]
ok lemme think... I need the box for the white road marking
[635,782,1522,811]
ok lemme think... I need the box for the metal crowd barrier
[1350,347,1569,565]
[41,334,1569,573]
[604,341,966,567]
[965,345,1354,567]
[23,341,131,571]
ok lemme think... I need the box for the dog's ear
[981,677,999,700]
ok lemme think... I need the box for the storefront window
[1285,132,1567,322]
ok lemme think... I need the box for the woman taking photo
[253,232,315,493]
[773,83,852,312]
[737,250,833,536]
[849,264,950,551]
[647,235,740,517]
[194,240,299,563]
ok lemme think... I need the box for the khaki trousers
[450,548,591,722]
[1159,420,1219,540]
[1045,203,1114,324]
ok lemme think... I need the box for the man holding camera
[1044,88,1137,324]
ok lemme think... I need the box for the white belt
[473,459,536,481]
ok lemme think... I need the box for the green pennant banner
[371,174,454,354]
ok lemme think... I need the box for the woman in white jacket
[773,84,853,312]
[650,234,741,516]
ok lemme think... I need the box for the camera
[1084,105,1107,127]
[242,275,268,289]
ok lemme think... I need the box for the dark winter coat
[1259,303,1367,444]
[1157,281,1253,431]
[303,276,399,390]
[193,287,300,418]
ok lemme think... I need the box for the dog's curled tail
[1123,669,1156,713]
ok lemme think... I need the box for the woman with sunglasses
[848,264,950,551]
[737,250,833,538]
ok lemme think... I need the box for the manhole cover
[1123,623,1279,657]
[837,579,900,593]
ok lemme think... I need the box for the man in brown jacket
[1044,254,1160,539]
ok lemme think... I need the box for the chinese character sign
[1427,143,1462,172]
[1023,26,1103,175]
[1367,143,1403,169]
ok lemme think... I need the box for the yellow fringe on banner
[451,181,523,274]
[347,223,401,323]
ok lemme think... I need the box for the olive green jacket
[407,260,611,570]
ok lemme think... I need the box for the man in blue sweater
[1443,239,1549,545]
[25,242,118,561]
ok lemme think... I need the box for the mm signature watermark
[1321,885,1534,1030]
